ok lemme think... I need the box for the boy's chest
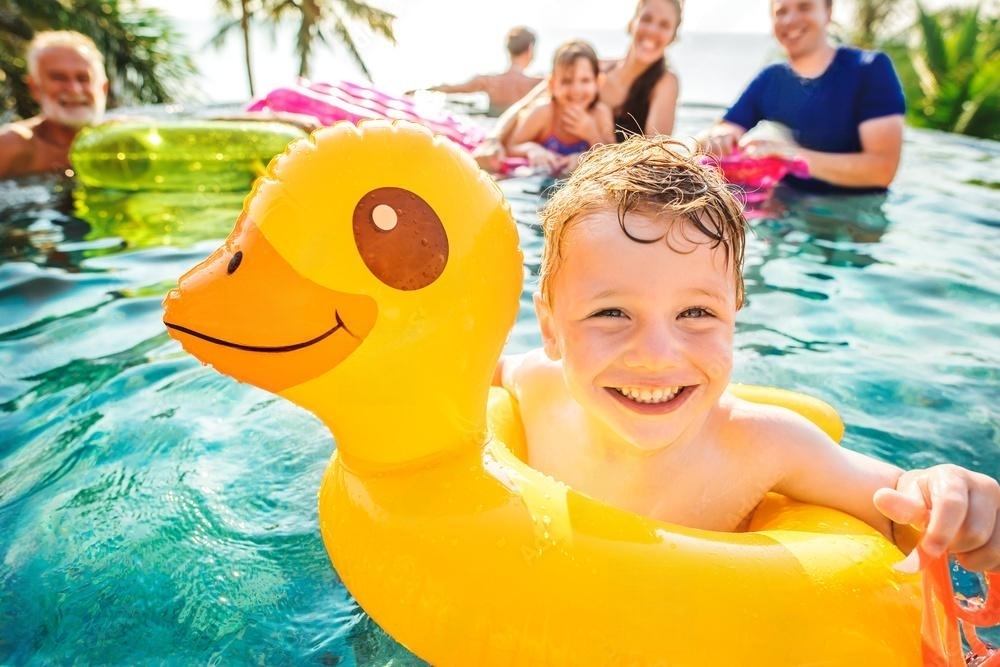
[527,429,772,532]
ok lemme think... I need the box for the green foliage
[882,3,1000,140]
[843,0,906,49]
[0,0,197,121]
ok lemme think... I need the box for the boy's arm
[766,405,1000,572]
[765,409,902,541]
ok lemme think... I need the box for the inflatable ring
[705,151,810,203]
[69,119,307,192]
[163,120,924,665]
[248,78,486,151]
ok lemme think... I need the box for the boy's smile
[536,209,737,451]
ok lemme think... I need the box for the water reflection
[750,187,891,264]
[3,116,1000,662]
[1,182,247,273]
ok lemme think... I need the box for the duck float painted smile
[163,120,924,665]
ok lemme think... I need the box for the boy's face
[535,209,737,449]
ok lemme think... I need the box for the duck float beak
[162,212,377,393]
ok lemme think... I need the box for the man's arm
[0,126,32,180]
[428,75,489,95]
[793,114,904,188]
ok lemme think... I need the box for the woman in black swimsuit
[474,0,681,172]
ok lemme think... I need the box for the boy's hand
[873,464,1000,572]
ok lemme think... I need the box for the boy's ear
[533,291,561,360]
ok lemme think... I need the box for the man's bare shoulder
[0,119,39,179]
[0,118,37,143]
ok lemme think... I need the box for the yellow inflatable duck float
[163,120,924,666]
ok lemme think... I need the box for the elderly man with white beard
[0,31,109,180]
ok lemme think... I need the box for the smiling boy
[494,134,1000,573]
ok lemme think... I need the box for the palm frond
[916,1,950,78]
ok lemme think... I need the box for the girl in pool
[475,0,681,173]
[504,39,615,175]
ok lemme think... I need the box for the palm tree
[209,0,396,96]
[0,0,197,120]
[209,0,260,97]
[904,2,1000,138]
[842,0,905,49]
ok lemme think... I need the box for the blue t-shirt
[723,46,905,194]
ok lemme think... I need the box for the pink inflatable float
[247,79,486,151]
[707,152,810,203]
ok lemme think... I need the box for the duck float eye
[353,186,448,291]
[227,250,243,275]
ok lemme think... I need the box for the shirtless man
[420,26,544,116]
[0,31,109,180]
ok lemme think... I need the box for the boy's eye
[591,308,626,318]
[681,307,712,319]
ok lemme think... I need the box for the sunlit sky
[141,0,972,104]
[145,0,970,34]
[147,0,776,34]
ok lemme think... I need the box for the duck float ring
[163,120,926,665]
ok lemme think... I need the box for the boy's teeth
[616,386,681,404]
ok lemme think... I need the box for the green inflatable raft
[69,119,307,192]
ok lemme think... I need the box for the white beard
[39,91,106,129]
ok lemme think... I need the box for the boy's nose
[623,321,683,369]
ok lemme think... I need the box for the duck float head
[163,120,927,666]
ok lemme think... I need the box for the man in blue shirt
[697,0,905,194]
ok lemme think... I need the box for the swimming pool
[1,107,998,665]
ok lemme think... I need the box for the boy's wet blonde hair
[537,135,749,307]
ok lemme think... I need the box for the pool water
[1,107,998,665]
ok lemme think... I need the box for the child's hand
[526,145,566,174]
[473,137,506,173]
[873,464,1000,573]
[561,106,597,144]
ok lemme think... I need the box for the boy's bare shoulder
[497,349,560,396]
[504,348,557,377]
[720,389,836,449]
